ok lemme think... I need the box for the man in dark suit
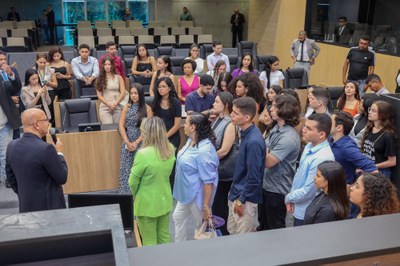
[0,50,22,188]
[230,8,245,48]
[334,16,353,44]
[6,108,68,213]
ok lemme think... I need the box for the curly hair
[361,100,398,150]
[337,81,361,111]
[212,60,226,80]
[237,72,265,104]
[181,58,197,74]
[188,112,216,147]
[263,55,279,89]
[128,83,147,128]
[361,173,399,217]
[152,76,179,117]
[96,57,116,92]
[274,94,301,127]
[47,47,65,63]
[318,161,350,220]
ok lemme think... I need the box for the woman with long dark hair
[118,83,152,194]
[48,47,72,100]
[216,71,233,93]
[173,112,219,241]
[231,53,257,78]
[266,85,283,105]
[21,69,52,120]
[207,60,227,93]
[349,93,379,147]
[149,55,175,97]
[337,81,361,117]
[96,57,126,124]
[304,161,350,224]
[211,92,235,235]
[259,56,284,94]
[131,44,156,85]
[361,100,397,178]
[350,173,399,218]
[129,117,176,246]
[151,76,182,149]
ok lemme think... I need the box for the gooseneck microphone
[49,127,57,144]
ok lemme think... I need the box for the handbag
[119,90,129,107]
[194,219,218,240]
[218,125,240,181]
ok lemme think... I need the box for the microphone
[49,127,57,144]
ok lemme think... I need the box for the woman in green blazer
[129,117,176,246]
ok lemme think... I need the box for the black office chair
[200,43,214,59]
[255,55,270,73]
[238,41,257,58]
[228,55,240,72]
[59,98,98,132]
[326,86,343,111]
[170,56,185,75]
[73,78,97,99]
[283,68,308,89]
[155,46,176,58]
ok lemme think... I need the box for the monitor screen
[68,194,133,230]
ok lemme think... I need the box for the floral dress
[119,104,142,194]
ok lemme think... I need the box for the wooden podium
[48,129,122,194]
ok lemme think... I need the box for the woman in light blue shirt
[173,113,219,242]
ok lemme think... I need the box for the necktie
[339,26,344,35]
[1,70,8,81]
[300,42,304,62]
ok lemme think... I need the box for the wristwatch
[236,200,243,207]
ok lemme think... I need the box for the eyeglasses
[36,118,49,123]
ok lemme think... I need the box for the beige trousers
[227,200,258,235]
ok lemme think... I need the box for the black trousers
[49,24,55,44]
[232,29,243,47]
[257,190,286,231]
[212,180,232,235]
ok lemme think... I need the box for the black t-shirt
[347,47,375,80]
[362,130,396,164]
[155,98,182,148]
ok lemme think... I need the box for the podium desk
[48,129,122,194]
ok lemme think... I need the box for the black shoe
[5,180,11,188]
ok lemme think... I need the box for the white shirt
[296,41,310,62]
[185,57,204,74]
[259,70,284,92]
[397,73,400,86]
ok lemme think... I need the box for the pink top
[180,75,199,100]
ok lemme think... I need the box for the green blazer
[129,146,175,217]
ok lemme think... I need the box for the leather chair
[326,86,343,111]
[283,68,308,89]
[238,41,257,58]
[228,55,240,72]
[255,55,270,73]
[73,78,97,99]
[59,98,98,132]
[155,46,175,57]
[170,56,185,75]
[200,43,214,59]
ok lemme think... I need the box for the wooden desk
[49,129,122,194]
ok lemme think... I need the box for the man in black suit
[334,16,353,45]
[7,7,21,22]
[6,108,68,213]
[230,8,245,48]
[0,50,22,188]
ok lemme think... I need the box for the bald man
[6,108,68,213]
[290,30,320,78]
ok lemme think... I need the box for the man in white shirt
[365,74,389,95]
[206,41,230,72]
[290,30,320,78]
[71,44,99,87]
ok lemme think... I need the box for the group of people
[112,41,399,246]
[1,27,399,249]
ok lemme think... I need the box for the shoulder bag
[218,124,240,182]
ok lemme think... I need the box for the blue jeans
[293,217,304,226]
[0,124,13,182]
